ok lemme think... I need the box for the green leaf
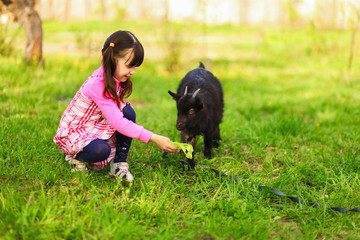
[171,141,193,158]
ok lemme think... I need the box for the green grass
[1,20,360,239]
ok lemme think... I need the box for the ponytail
[102,46,120,108]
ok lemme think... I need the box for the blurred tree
[48,0,54,20]
[346,1,360,85]
[162,0,184,72]
[85,0,91,19]
[285,0,301,27]
[239,0,250,25]
[64,0,69,22]
[198,0,211,69]
[100,0,105,21]
[1,0,43,65]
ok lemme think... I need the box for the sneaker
[109,161,134,182]
[69,159,88,172]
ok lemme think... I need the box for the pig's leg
[203,133,213,159]
[212,125,221,148]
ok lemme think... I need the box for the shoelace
[115,165,129,178]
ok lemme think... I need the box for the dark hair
[101,31,144,108]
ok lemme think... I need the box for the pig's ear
[168,90,180,101]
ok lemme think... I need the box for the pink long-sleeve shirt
[82,68,153,143]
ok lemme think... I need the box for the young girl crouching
[53,30,178,182]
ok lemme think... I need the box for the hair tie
[109,42,115,47]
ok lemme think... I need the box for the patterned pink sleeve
[82,77,153,143]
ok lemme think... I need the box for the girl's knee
[77,139,111,163]
[123,104,136,123]
[91,139,111,160]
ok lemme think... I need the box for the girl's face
[114,48,137,82]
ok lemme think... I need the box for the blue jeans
[75,104,136,163]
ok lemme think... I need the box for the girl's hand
[150,134,179,153]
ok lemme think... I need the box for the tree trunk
[5,0,43,65]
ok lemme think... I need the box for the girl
[53,30,178,182]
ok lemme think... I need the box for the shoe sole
[109,173,133,183]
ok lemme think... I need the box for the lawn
[0,20,360,239]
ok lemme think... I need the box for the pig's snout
[176,121,185,130]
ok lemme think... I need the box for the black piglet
[168,62,224,168]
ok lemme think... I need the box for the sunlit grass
[1,20,360,239]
